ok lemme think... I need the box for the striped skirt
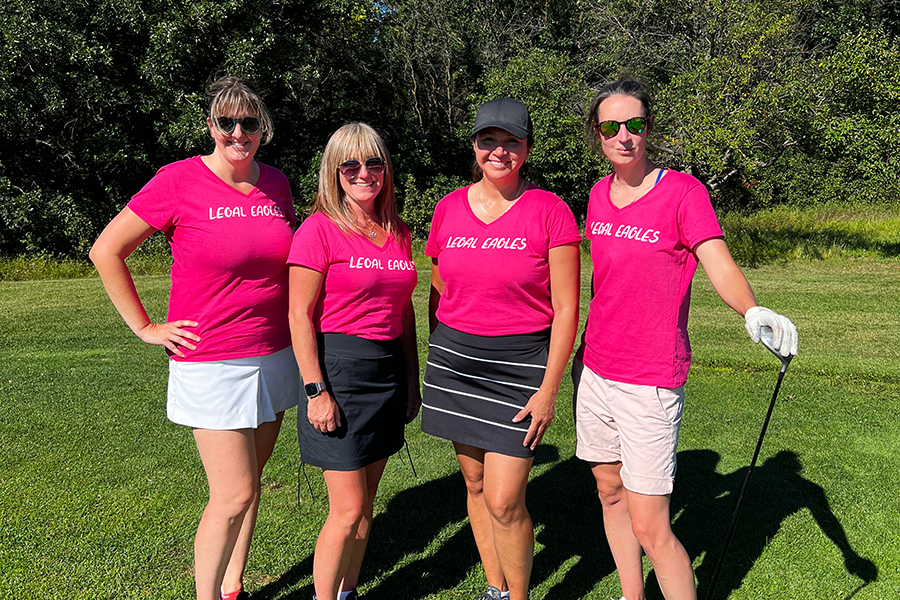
[421,322,550,458]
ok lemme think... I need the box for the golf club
[704,327,793,600]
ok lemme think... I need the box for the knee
[327,497,366,531]
[595,478,626,508]
[484,490,528,527]
[461,471,485,498]
[210,481,258,519]
[631,517,674,556]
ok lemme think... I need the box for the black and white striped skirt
[421,322,550,458]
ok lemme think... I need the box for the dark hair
[206,76,274,145]
[585,77,653,152]
[470,97,535,182]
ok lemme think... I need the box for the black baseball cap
[472,97,532,139]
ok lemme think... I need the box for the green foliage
[1,0,899,256]
[475,50,601,216]
[399,173,467,238]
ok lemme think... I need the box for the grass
[2,201,899,281]
[2,204,900,599]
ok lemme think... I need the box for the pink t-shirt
[582,170,723,387]
[287,212,417,340]
[426,185,581,336]
[128,156,296,362]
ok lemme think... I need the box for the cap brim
[472,121,530,139]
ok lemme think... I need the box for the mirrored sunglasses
[215,116,262,135]
[595,117,649,138]
[339,157,386,178]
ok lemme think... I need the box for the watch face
[305,382,323,397]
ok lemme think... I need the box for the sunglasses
[595,117,649,138]
[215,116,262,135]
[339,157,386,178]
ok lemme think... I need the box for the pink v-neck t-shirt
[128,156,296,362]
[287,212,418,340]
[426,185,581,336]
[582,170,723,387]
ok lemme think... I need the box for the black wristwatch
[304,381,327,399]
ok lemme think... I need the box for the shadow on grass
[255,449,876,600]
[644,450,878,600]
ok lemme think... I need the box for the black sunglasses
[215,116,262,135]
[595,117,649,138]
[339,157,386,178]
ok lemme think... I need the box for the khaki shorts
[573,359,684,495]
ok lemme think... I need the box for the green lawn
[1,256,899,599]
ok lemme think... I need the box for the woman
[90,76,299,600]
[420,98,581,600]
[575,78,799,600]
[287,123,421,600]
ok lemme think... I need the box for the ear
[206,117,215,137]
[647,115,656,134]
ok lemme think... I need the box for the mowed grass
[2,254,900,598]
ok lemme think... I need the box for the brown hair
[207,76,274,145]
[585,77,653,152]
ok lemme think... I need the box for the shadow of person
[528,452,618,600]
[252,463,473,600]
[359,467,479,600]
[644,450,877,599]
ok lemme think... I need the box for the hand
[514,388,556,450]
[137,320,201,358]
[307,391,341,432]
[405,379,422,424]
[744,306,798,357]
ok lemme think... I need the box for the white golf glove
[744,306,798,357]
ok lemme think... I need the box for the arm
[400,300,422,423]
[428,257,444,334]
[694,238,756,316]
[89,207,200,358]
[514,243,581,449]
[288,265,341,432]
[695,238,798,355]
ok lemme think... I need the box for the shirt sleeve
[425,195,449,258]
[546,198,582,248]
[127,166,179,233]
[287,214,331,272]
[676,181,723,250]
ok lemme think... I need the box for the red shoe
[221,589,250,600]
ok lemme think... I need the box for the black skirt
[421,322,550,458]
[298,333,407,471]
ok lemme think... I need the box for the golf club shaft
[704,368,787,600]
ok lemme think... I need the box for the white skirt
[167,347,300,430]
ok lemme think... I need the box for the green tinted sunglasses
[595,117,649,138]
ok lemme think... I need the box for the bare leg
[340,459,389,592]
[193,428,259,600]
[456,444,507,593]
[313,458,389,600]
[221,413,285,595]
[481,451,534,600]
[592,462,646,600]
[628,492,695,600]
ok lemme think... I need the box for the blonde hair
[207,76,274,145]
[314,123,406,246]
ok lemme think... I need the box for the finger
[174,329,202,343]
[164,341,186,358]
[512,407,529,423]
[529,423,547,449]
[173,320,199,329]
[173,336,197,351]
